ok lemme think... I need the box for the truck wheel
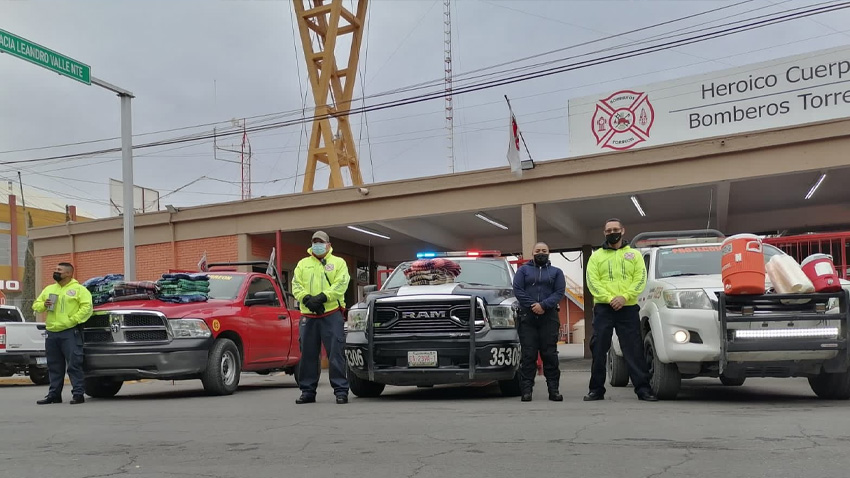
[720,375,746,386]
[644,334,681,400]
[808,370,850,400]
[498,370,522,397]
[607,346,629,387]
[201,338,241,396]
[84,377,123,398]
[28,366,49,386]
[347,367,384,398]
[293,362,300,384]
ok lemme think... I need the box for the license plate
[408,351,438,367]
[35,357,47,365]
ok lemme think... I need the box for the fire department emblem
[591,90,654,151]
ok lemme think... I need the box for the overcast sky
[2,0,850,218]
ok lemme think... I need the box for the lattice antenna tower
[293,0,368,192]
[444,0,454,174]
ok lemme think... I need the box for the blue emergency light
[415,250,501,259]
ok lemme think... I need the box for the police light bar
[416,250,501,259]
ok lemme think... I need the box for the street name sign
[0,28,91,85]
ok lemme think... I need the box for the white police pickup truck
[608,230,850,400]
[0,305,49,385]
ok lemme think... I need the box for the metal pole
[120,94,136,280]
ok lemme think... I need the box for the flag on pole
[266,247,276,277]
[506,104,523,177]
[198,251,208,272]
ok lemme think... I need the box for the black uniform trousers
[517,308,561,394]
[45,327,85,398]
[588,304,651,396]
[298,310,349,398]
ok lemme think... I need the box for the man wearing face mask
[32,262,93,405]
[291,231,351,404]
[512,242,566,402]
[584,218,657,402]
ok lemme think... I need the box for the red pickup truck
[82,262,301,398]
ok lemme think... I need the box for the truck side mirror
[364,284,378,294]
[245,291,277,307]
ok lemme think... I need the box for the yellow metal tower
[293,0,368,192]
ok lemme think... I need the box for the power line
[0,0,759,158]
[5,2,847,167]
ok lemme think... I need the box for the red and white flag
[198,251,209,272]
[507,106,522,176]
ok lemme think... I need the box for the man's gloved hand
[312,293,327,306]
[309,302,325,315]
[301,295,313,308]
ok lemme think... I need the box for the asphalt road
[3,363,850,478]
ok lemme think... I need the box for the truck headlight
[347,308,368,331]
[486,305,516,328]
[663,290,713,310]
[170,319,211,338]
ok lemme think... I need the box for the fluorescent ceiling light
[804,173,826,200]
[630,195,646,217]
[347,225,390,240]
[475,212,508,230]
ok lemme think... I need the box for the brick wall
[39,235,239,285]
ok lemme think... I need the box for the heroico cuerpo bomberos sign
[568,46,850,155]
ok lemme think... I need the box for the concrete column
[521,203,537,259]
[582,243,594,359]
[237,234,251,272]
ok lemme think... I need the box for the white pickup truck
[0,305,49,385]
[609,230,850,400]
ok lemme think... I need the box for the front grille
[122,315,167,327]
[84,330,113,343]
[84,315,110,329]
[84,311,170,344]
[124,330,168,342]
[373,300,486,336]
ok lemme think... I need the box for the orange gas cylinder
[801,254,842,293]
[721,234,766,295]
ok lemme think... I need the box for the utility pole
[444,0,454,174]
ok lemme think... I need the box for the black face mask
[533,254,549,266]
[53,272,63,282]
[605,232,622,245]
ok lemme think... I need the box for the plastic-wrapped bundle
[766,255,815,294]
[403,259,462,285]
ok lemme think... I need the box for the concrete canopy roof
[29,117,850,266]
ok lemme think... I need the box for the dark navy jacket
[512,260,567,311]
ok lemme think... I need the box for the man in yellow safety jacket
[291,230,351,404]
[584,218,657,402]
[32,262,93,405]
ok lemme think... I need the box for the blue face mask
[312,242,328,256]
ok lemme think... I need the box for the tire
[84,377,124,398]
[808,369,850,400]
[644,333,681,400]
[28,366,49,386]
[201,338,241,396]
[720,375,746,386]
[607,346,630,387]
[348,367,384,398]
[498,370,522,397]
[292,362,300,384]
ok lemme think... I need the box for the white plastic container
[766,254,815,294]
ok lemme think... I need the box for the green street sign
[0,28,91,85]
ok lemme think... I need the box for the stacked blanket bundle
[157,273,210,304]
[111,281,159,302]
[83,274,125,305]
[403,259,462,285]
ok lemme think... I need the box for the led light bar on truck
[632,229,726,248]
[416,250,501,259]
[734,327,840,339]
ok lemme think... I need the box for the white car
[609,231,850,400]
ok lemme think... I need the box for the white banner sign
[568,46,850,156]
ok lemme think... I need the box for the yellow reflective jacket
[32,279,94,332]
[291,247,350,316]
[586,242,647,306]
